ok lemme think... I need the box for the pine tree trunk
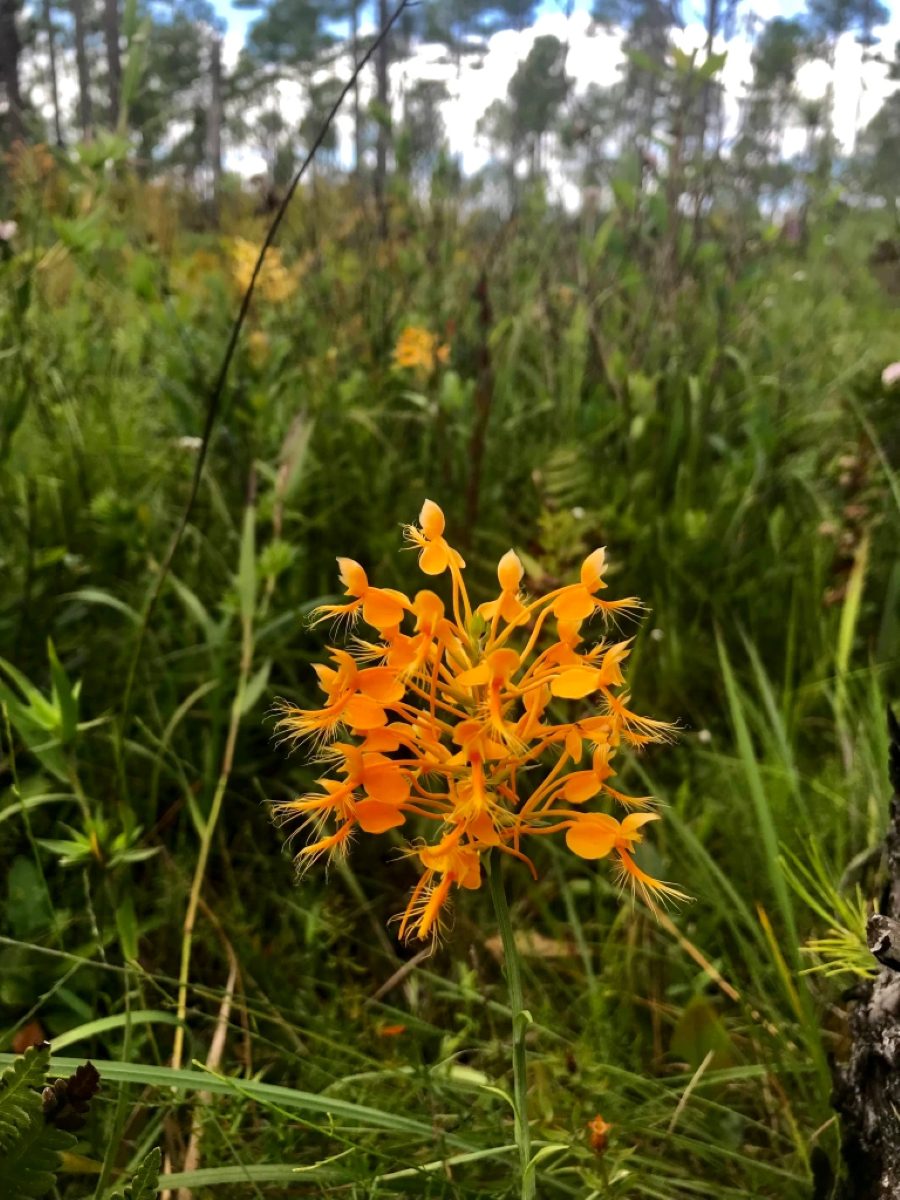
[104,0,121,127]
[0,0,25,144]
[72,0,93,140]
[44,0,64,145]
[373,0,390,237]
[831,710,900,1200]
[351,0,361,176]
[208,33,223,223]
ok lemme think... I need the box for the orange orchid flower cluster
[276,501,684,941]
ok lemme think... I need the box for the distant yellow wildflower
[229,237,299,304]
[275,501,684,943]
[247,330,270,366]
[393,326,450,374]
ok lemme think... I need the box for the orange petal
[458,863,482,890]
[487,648,520,681]
[551,667,600,699]
[563,771,601,803]
[386,635,417,671]
[358,667,405,703]
[455,662,491,688]
[359,728,402,753]
[313,663,339,689]
[597,641,631,687]
[362,589,406,631]
[419,499,445,539]
[620,811,660,839]
[580,548,607,591]
[337,557,368,597]
[413,590,445,628]
[355,799,406,834]
[343,694,388,730]
[362,763,410,804]
[499,592,527,624]
[565,815,619,860]
[557,619,583,646]
[551,588,595,623]
[497,549,524,592]
[419,539,451,575]
[467,811,501,846]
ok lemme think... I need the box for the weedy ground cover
[0,148,899,1196]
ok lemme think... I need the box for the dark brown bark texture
[373,0,389,237]
[72,0,93,139]
[0,0,25,143]
[208,33,223,215]
[831,708,900,1200]
[104,0,121,127]
[44,0,64,146]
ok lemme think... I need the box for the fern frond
[0,1044,49,1152]
[0,1044,75,1199]
[113,1146,162,1200]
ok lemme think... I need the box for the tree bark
[72,0,93,140]
[44,0,64,146]
[207,33,223,223]
[373,0,390,237]
[831,708,900,1200]
[351,0,361,176]
[103,0,121,127]
[0,0,25,144]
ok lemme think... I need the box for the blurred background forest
[1,0,900,1195]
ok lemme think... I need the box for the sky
[212,0,900,181]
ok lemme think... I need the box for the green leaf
[50,1011,182,1054]
[670,997,735,1070]
[698,50,728,79]
[46,641,78,746]
[36,838,92,866]
[0,1044,48,1140]
[612,177,637,212]
[112,1146,160,1199]
[114,895,139,960]
[65,589,141,625]
[0,1056,475,1148]
[240,660,271,715]
[168,575,218,646]
[0,660,58,729]
[672,45,696,73]
[7,859,53,940]
[0,1045,75,1198]
[0,794,74,829]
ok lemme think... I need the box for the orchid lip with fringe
[275,499,686,942]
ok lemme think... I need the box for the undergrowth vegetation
[1,142,899,1197]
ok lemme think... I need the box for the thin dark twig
[119,0,410,726]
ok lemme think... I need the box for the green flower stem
[487,854,535,1200]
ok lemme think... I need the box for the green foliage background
[0,146,899,1196]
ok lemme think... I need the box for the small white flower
[697,729,712,745]
[882,362,900,389]
[0,220,17,241]
[570,506,586,520]
[650,627,664,642]
[176,436,203,450]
